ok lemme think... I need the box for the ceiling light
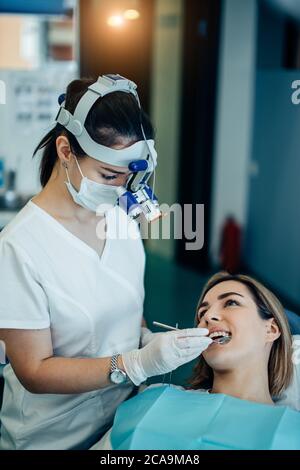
[107,14,125,27]
[123,9,140,20]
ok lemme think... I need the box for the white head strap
[55,74,157,169]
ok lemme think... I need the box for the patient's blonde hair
[189,272,293,397]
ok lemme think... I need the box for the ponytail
[33,126,59,188]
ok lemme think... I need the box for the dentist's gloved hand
[123,328,212,386]
[140,326,163,347]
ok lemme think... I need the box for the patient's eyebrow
[217,292,244,300]
[198,292,244,310]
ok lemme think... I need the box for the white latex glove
[122,328,212,386]
[140,326,163,347]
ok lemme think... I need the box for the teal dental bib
[111,385,300,450]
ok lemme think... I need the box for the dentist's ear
[265,318,281,343]
[56,135,72,166]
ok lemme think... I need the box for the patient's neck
[211,364,273,405]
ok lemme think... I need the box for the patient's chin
[203,346,237,369]
[205,357,237,371]
[204,341,257,370]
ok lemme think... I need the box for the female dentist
[0,74,211,450]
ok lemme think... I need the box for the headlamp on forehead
[55,74,161,222]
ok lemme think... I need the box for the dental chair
[285,310,300,335]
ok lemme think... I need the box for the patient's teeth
[209,331,230,339]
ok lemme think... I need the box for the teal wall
[245,69,300,308]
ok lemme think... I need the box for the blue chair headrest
[285,309,300,335]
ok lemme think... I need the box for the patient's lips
[209,329,232,345]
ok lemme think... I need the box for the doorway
[176,0,222,272]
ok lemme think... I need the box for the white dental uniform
[0,200,145,450]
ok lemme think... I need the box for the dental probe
[152,321,230,344]
[152,321,179,330]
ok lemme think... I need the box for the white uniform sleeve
[0,239,50,329]
[90,429,113,450]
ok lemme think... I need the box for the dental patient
[92,272,300,450]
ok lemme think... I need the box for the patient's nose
[202,309,222,324]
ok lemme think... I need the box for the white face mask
[64,156,120,213]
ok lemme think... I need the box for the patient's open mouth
[209,331,232,345]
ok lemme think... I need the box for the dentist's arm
[0,328,115,394]
[0,327,211,394]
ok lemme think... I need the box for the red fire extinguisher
[219,216,242,274]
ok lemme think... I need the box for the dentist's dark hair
[33,78,155,187]
[188,272,293,398]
